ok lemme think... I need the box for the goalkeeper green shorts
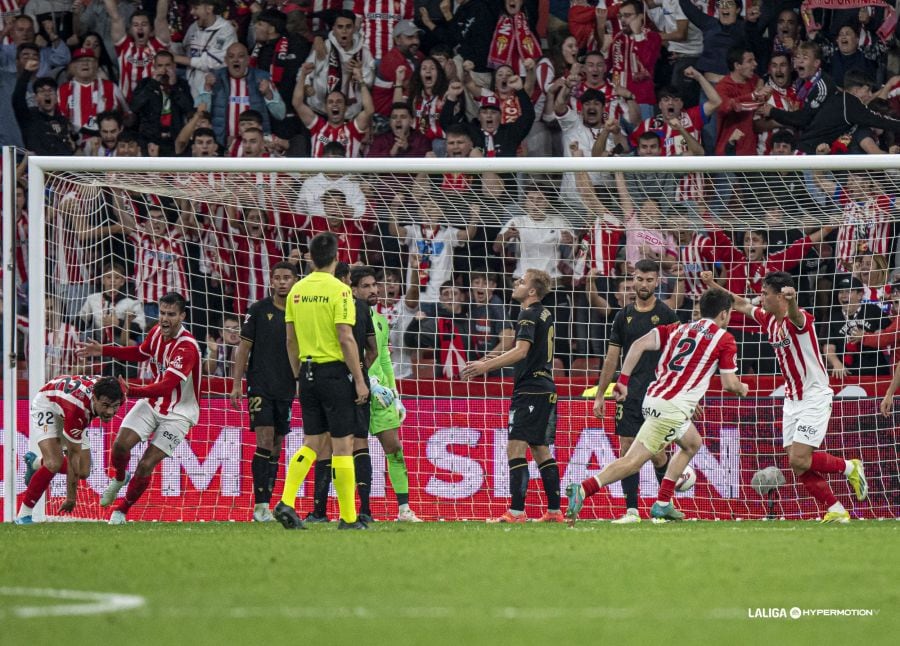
[370,402,401,435]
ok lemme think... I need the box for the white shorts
[636,396,692,455]
[782,392,832,448]
[30,393,90,449]
[120,399,191,456]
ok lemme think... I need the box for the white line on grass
[0,587,146,618]
[151,606,640,620]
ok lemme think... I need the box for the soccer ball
[675,465,697,492]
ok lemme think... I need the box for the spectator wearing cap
[821,274,889,378]
[439,74,534,157]
[354,0,414,62]
[75,0,138,62]
[12,67,75,154]
[714,45,768,156]
[0,14,70,79]
[367,102,431,157]
[131,50,194,156]
[58,47,129,147]
[304,9,375,121]
[197,42,286,148]
[249,8,310,150]
[157,0,238,99]
[372,19,424,117]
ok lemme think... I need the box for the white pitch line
[0,587,146,618]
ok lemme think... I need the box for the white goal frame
[4,151,899,521]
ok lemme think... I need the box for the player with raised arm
[229,261,299,522]
[701,271,868,523]
[77,293,202,525]
[567,289,749,524]
[590,258,679,523]
[461,269,563,524]
[16,376,125,524]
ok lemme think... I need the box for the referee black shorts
[353,401,371,439]
[298,362,357,439]
[508,392,557,446]
[615,397,644,438]
[247,390,293,436]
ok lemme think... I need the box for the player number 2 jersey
[137,325,202,423]
[646,318,738,410]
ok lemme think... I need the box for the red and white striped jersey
[58,79,125,137]
[580,216,624,277]
[136,325,201,422]
[835,191,895,271]
[230,229,282,313]
[412,92,444,140]
[46,323,85,381]
[751,306,831,401]
[354,0,413,61]
[304,0,343,33]
[225,76,252,140]
[647,318,738,408]
[757,82,797,154]
[679,232,716,299]
[632,107,706,201]
[131,232,189,303]
[571,81,627,124]
[115,35,166,102]
[37,375,102,442]
[50,190,96,286]
[309,115,366,158]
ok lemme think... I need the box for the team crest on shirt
[626,316,632,324]
[267,313,273,320]
[651,315,660,325]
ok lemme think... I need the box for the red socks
[810,452,846,474]
[657,477,676,503]
[23,466,55,508]
[797,470,838,509]
[581,476,602,498]
[109,450,129,481]
[116,474,152,514]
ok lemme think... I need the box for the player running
[77,293,202,525]
[16,375,125,524]
[701,271,868,522]
[567,289,748,523]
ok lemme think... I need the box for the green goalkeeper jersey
[369,308,397,391]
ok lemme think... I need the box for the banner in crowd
[800,0,897,41]
[2,397,897,521]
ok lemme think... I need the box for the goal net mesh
[16,159,900,521]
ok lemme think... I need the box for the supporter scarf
[326,40,363,104]
[437,316,467,379]
[487,12,542,76]
[418,227,436,287]
[796,70,822,105]
[250,36,289,84]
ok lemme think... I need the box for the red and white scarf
[250,36,289,84]
[488,12,542,77]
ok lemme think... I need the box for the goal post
[9,152,900,522]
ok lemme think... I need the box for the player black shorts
[246,391,293,436]
[508,392,557,446]
[615,397,644,438]
[353,401,371,439]
[298,362,357,439]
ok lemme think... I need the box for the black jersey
[351,297,375,376]
[513,301,555,393]
[608,300,679,400]
[240,297,295,399]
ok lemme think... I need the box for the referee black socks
[312,458,332,518]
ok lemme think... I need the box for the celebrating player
[15,375,125,524]
[461,269,563,523]
[590,259,679,523]
[229,262,300,522]
[77,293,202,525]
[702,271,868,522]
[567,289,748,524]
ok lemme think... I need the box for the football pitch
[1,521,897,645]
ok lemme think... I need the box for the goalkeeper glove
[394,391,407,423]
[369,376,395,408]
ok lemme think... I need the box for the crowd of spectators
[3,0,900,383]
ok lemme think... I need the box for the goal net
[7,154,900,522]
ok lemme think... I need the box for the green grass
[1,521,897,645]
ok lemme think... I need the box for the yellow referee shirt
[285,271,356,364]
